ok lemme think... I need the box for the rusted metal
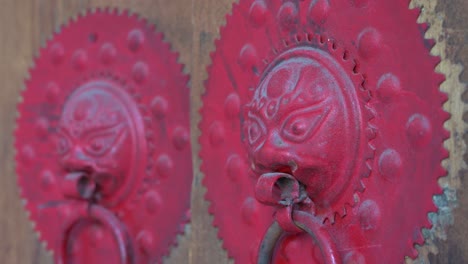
[256,175,340,264]
[15,10,192,263]
[200,0,449,263]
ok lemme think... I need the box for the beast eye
[57,134,71,155]
[282,107,330,142]
[248,122,261,144]
[85,132,117,157]
[245,114,266,148]
[290,119,308,136]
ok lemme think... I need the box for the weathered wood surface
[425,0,468,263]
[0,0,466,263]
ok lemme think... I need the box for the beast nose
[251,131,297,174]
[61,146,94,173]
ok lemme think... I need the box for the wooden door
[0,0,466,263]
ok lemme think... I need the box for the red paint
[200,0,449,263]
[15,10,192,263]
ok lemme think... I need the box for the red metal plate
[200,0,449,263]
[15,10,192,264]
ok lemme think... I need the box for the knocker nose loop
[255,172,303,206]
[255,172,309,233]
[255,173,341,264]
[62,171,97,200]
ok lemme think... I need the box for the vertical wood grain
[189,1,234,263]
[427,0,468,263]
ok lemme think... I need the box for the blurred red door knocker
[15,10,193,264]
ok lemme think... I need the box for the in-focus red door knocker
[15,10,192,264]
[200,0,449,263]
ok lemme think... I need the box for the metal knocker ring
[58,204,135,264]
[257,210,341,264]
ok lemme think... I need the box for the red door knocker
[15,10,192,264]
[200,0,449,263]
